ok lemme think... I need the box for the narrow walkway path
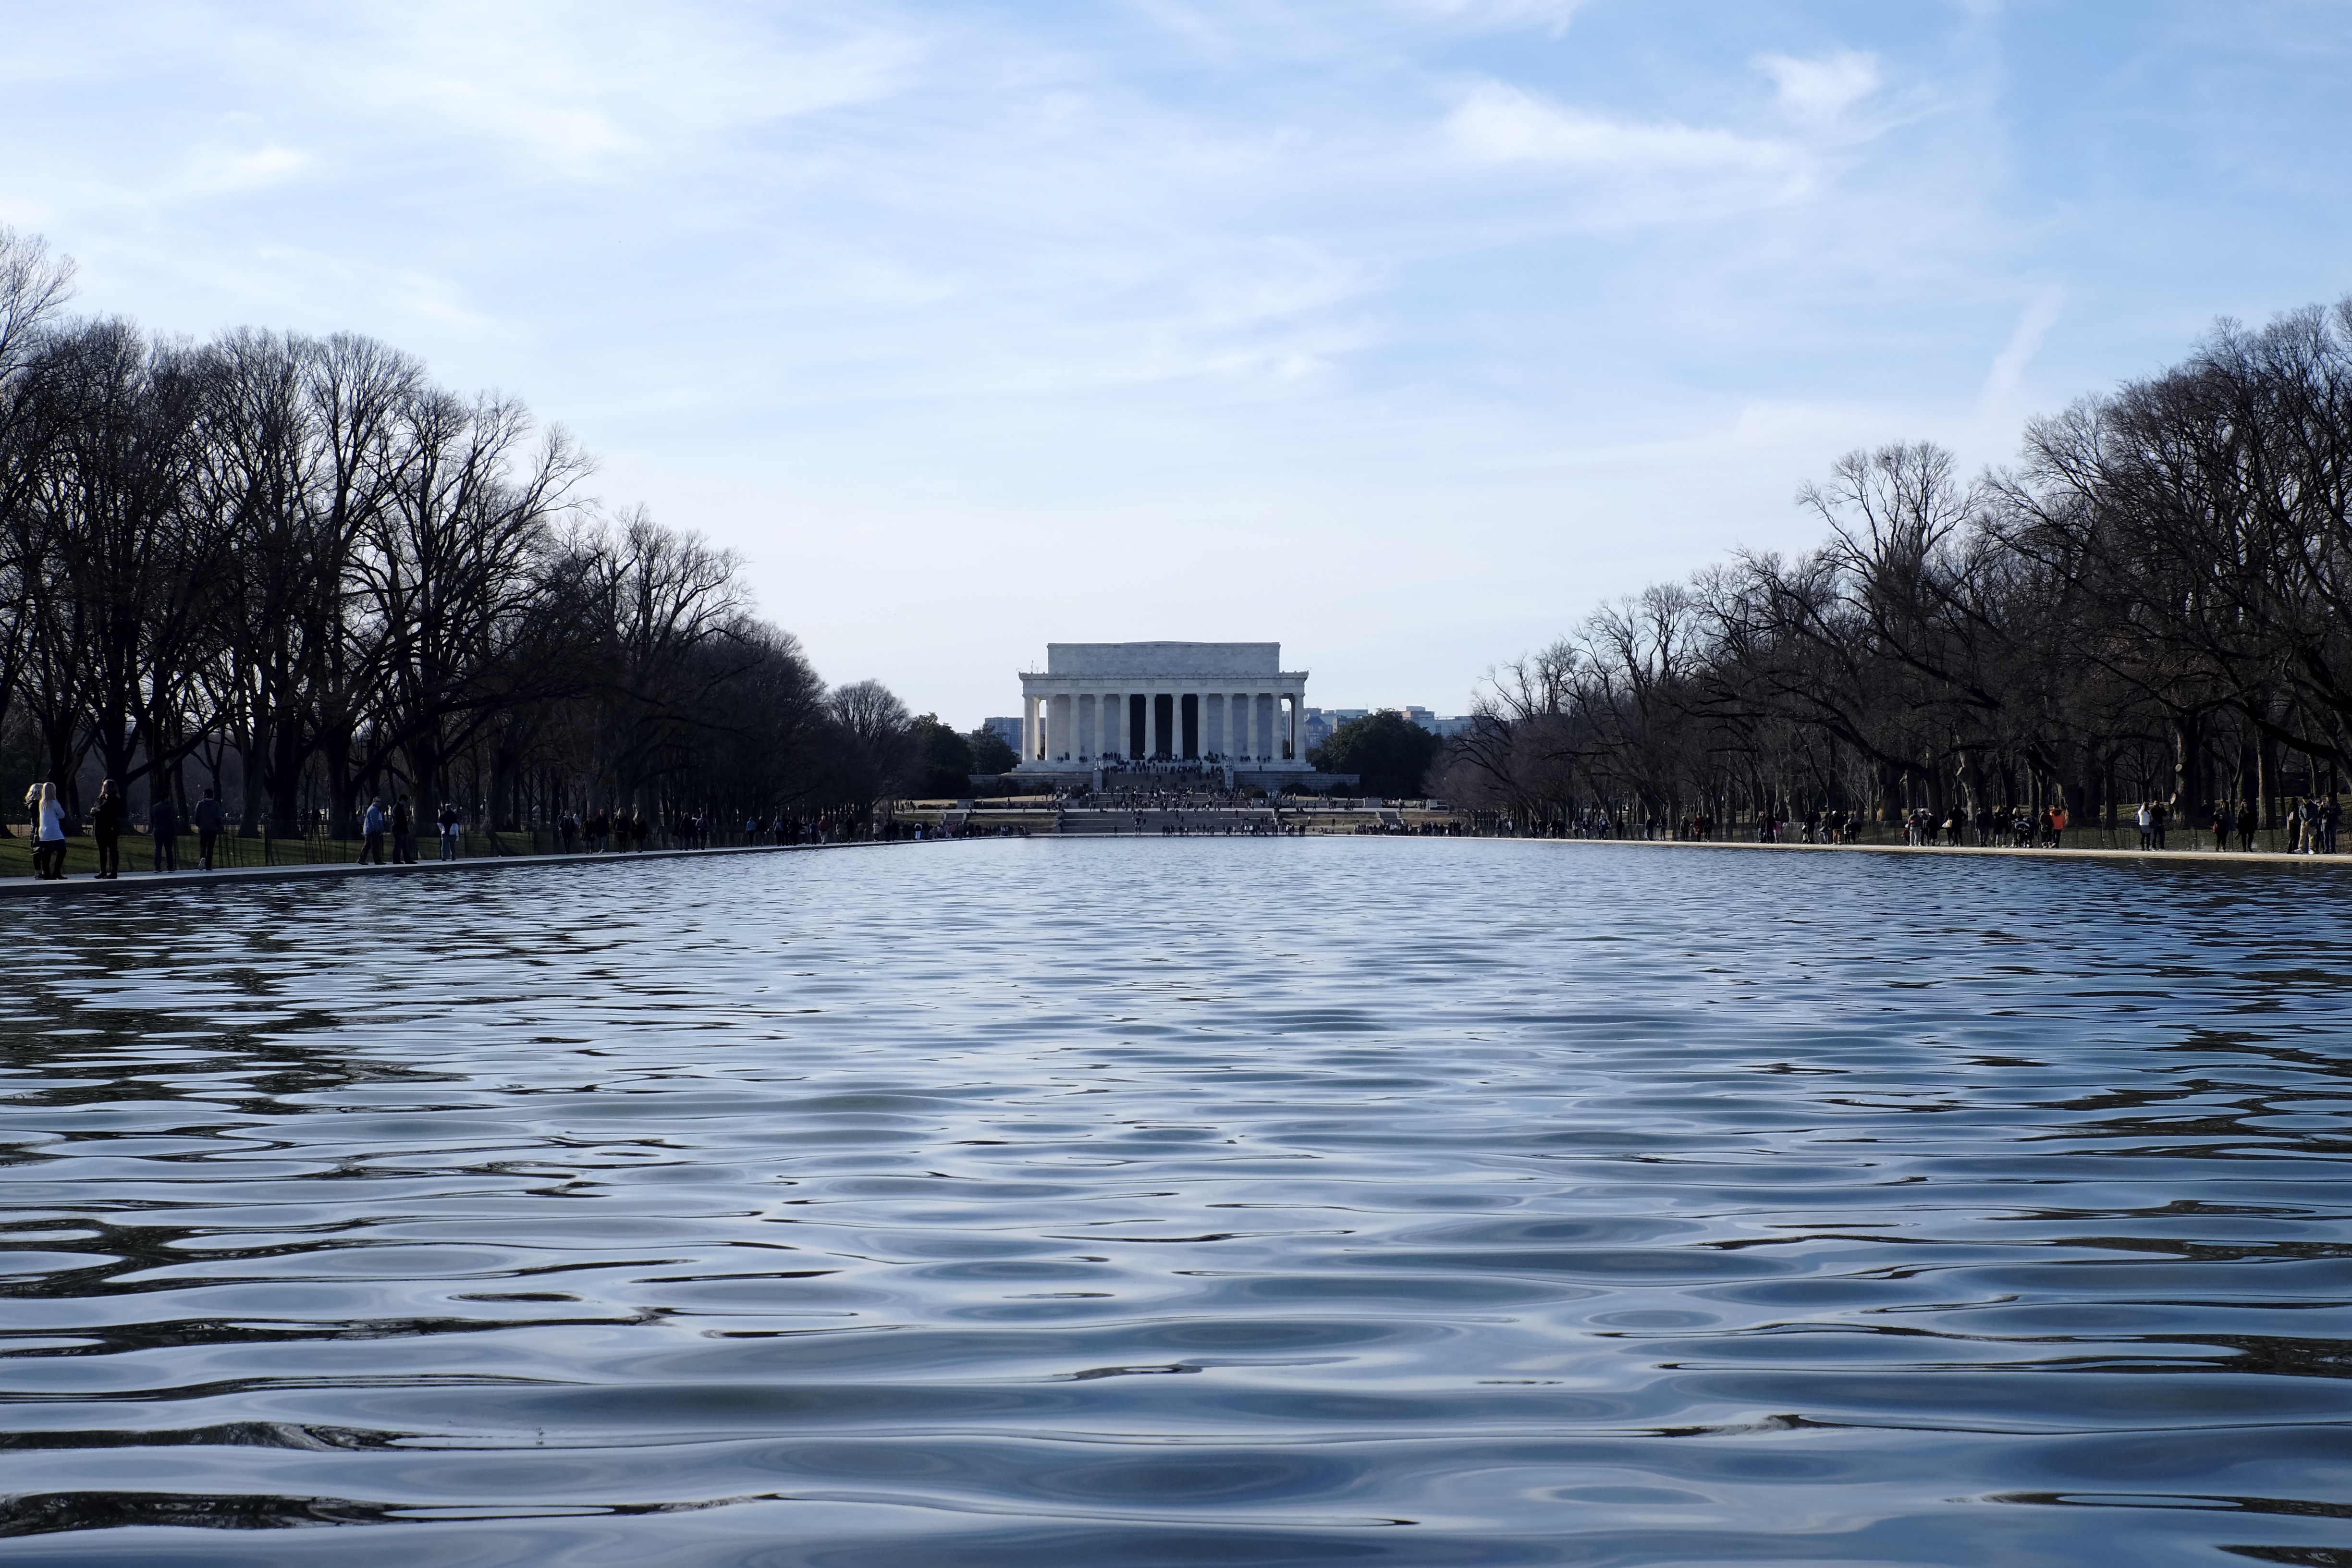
[0,839,899,899]
[1526,834,2348,868]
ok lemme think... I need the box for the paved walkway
[0,839,896,898]
[1527,834,2348,867]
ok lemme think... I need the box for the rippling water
[0,840,2347,1566]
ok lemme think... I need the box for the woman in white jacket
[32,782,67,880]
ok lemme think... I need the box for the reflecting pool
[0,840,2346,1564]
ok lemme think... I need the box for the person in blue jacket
[361,797,387,865]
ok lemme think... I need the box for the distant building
[1306,705,1476,750]
[1012,641,1312,776]
[980,717,1025,755]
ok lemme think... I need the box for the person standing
[391,796,416,864]
[90,780,122,880]
[31,782,68,880]
[437,800,461,861]
[150,791,178,873]
[2239,801,2258,853]
[360,796,387,865]
[2211,800,2232,854]
[193,786,224,871]
[20,785,40,877]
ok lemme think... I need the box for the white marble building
[1014,642,1310,775]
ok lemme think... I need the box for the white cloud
[170,144,317,200]
[1398,0,1592,32]
[291,0,918,179]
[1755,49,1882,128]
[1448,81,1796,174]
[1976,285,2066,419]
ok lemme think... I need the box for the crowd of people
[15,785,948,881]
[1469,797,2347,854]
[24,777,236,880]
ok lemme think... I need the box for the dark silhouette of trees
[910,714,977,797]
[1452,298,2352,836]
[1311,710,1444,797]
[966,723,1017,777]
[815,680,918,824]
[0,228,909,839]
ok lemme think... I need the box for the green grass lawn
[0,828,584,880]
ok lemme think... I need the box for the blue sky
[7,0,2349,724]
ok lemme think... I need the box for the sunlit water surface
[0,840,2347,1566]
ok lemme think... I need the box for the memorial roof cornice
[1019,671,1310,681]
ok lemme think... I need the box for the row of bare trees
[0,227,918,837]
[1446,298,2352,834]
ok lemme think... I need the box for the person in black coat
[193,787,224,871]
[150,793,178,873]
[91,780,123,879]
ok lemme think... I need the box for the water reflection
[0,841,2346,1564]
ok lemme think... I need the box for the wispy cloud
[269,0,919,180]
[5,0,2343,718]
[1397,0,1593,32]
[164,144,318,201]
[1977,285,2067,421]
[1755,49,1882,129]
[1449,82,1793,175]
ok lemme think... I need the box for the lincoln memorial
[1014,642,1311,779]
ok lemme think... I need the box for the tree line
[1445,297,2352,834]
[0,226,928,838]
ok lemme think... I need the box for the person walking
[90,780,122,880]
[437,800,461,861]
[360,796,387,865]
[2239,801,2258,853]
[150,791,178,873]
[30,783,68,880]
[193,786,224,871]
[2212,800,2233,854]
[392,796,416,864]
